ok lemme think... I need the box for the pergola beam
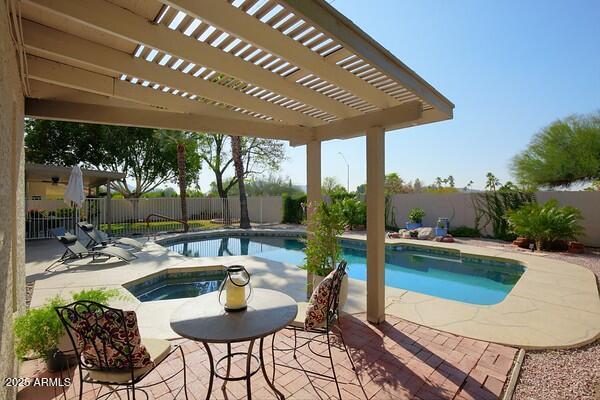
[27,55,258,121]
[315,101,422,140]
[24,0,359,120]
[22,20,320,126]
[25,99,313,141]
[282,0,455,117]
[29,80,163,112]
[162,0,398,110]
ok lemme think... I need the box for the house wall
[26,181,69,199]
[389,192,600,247]
[0,2,26,399]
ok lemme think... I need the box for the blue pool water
[166,236,525,305]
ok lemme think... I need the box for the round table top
[170,288,298,343]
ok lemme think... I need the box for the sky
[195,0,600,192]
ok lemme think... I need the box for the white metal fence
[25,196,283,239]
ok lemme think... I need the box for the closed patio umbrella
[64,165,86,233]
[64,165,85,208]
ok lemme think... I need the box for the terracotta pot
[568,241,585,254]
[512,237,530,249]
[313,273,348,311]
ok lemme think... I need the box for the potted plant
[301,202,349,307]
[435,220,447,236]
[14,288,123,372]
[406,208,425,230]
[14,296,69,371]
[507,199,584,251]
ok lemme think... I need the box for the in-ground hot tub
[124,268,226,302]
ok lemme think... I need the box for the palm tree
[231,135,250,229]
[175,141,188,231]
[157,131,201,232]
[485,172,501,192]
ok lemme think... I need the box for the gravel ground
[460,238,600,400]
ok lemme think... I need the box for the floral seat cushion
[304,269,341,330]
[70,309,152,369]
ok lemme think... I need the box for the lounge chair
[47,229,136,271]
[77,222,145,251]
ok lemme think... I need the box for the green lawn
[100,219,221,235]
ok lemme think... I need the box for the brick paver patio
[18,313,517,400]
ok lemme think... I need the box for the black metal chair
[273,261,357,399]
[55,300,188,400]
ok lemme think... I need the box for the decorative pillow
[304,269,338,330]
[70,309,152,369]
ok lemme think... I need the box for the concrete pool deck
[25,232,600,349]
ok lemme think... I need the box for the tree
[356,183,367,194]
[447,175,455,188]
[322,177,342,193]
[485,172,501,191]
[25,120,201,199]
[384,173,405,194]
[197,133,286,198]
[511,112,600,188]
[231,136,250,228]
[156,130,202,230]
[226,175,303,197]
[413,179,423,192]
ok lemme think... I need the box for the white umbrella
[64,165,86,208]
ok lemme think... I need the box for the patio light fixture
[218,265,252,312]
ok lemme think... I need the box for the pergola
[16,0,453,323]
[25,162,126,189]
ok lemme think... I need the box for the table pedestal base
[202,336,284,400]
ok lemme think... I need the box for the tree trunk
[214,171,231,224]
[231,136,250,229]
[176,143,189,232]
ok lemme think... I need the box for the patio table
[170,288,297,400]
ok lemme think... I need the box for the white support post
[306,140,322,210]
[366,126,386,324]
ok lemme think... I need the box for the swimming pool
[164,235,525,305]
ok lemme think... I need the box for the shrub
[14,296,66,360]
[282,194,307,223]
[54,208,76,218]
[472,187,536,241]
[507,199,584,250]
[71,288,122,303]
[408,208,425,224]
[338,197,366,230]
[14,288,122,360]
[301,202,345,276]
[449,226,481,237]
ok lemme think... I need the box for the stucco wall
[389,192,600,247]
[0,3,26,399]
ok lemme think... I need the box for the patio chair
[47,228,136,271]
[55,301,188,400]
[77,222,145,251]
[273,260,357,400]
